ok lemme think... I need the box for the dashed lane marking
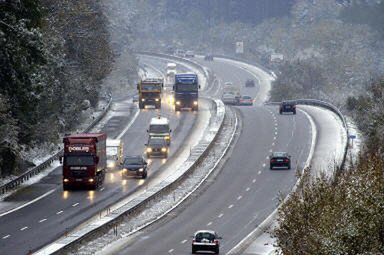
[2,235,10,239]
[39,218,47,223]
[20,226,28,231]
[181,240,187,244]
[258,170,262,175]
[207,222,212,226]
[228,204,234,209]
[218,213,224,218]
[100,187,105,191]
[246,187,250,191]
[237,196,242,200]
[56,210,63,215]
[72,203,79,207]
[262,163,266,168]
[168,249,174,253]
[252,179,256,183]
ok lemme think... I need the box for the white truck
[106,139,123,169]
[147,116,172,145]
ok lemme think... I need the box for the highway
[0,64,205,254]
[110,56,314,254]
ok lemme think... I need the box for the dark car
[192,230,221,254]
[145,137,169,158]
[270,152,291,169]
[245,79,255,87]
[121,155,148,179]
[279,101,296,114]
[239,95,253,106]
[204,54,214,61]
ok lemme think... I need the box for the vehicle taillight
[214,240,219,245]
[192,239,195,244]
[284,159,289,162]
[271,159,276,162]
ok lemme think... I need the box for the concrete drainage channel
[34,96,227,254]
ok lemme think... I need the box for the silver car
[222,93,238,105]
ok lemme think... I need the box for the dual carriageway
[0,54,346,255]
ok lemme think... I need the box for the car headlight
[165,136,170,140]
[161,147,167,152]
[141,98,145,102]
[193,101,198,105]
[138,168,144,172]
[122,168,127,173]
[146,147,152,153]
[63,178,69,183]
[89,178,94,183]
[155,98,159,102]
[108,162,115,168]
[176,101,181,105]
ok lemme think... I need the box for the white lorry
[147,116,172,145]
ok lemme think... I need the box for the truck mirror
[144,143,148,146]
[172,85,175,90]
[169,129,172,132]
[95,156,99,164]
[146,129,149,133]
[136,84,139,90]
[59,156,63,164]
[199,85,201,89]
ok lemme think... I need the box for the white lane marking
[56,210,63,215]
[2,235,10,239]
[237,195,242,200]
[272,142,275,146]
[258,170,262,175]
[275,123,278,126]
[262,163,266,168]
[252,179,256,183]
[72,203,79,207]
[100,187,105,191]
[275,131,278,135]
[228,204,234,209]
[273,136,276,140]
[0,189,55,218]
[246,187,250,191]
[168,249,174,253]
[20,226,28,231]
[218,213,224,218]
[39,218,47,223]
[207,222,212,226]
[181,239,187,244]
[269,149,273,153]
[116,108,140,140]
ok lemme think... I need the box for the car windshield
[195,232,215,241]
[65,155,94,166]
[124,157,141,165]
[242,96,252,99]
[273,152,287,157]
[149,124,169,133]
[106,147,118,156]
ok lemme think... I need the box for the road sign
[235,41,244,54]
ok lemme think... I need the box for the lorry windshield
[175,84,198,92]
[65,155,94,166]
[141,84,160,91]
[149,125,169,133]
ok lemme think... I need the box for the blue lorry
[173,73,200,111]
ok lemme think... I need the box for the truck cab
[61,133,107,190]
[137,78,164,109]
[106,139,123,169]
[148,116,172,145]
[173,73,200,111]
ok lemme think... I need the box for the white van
[148,116,172,145]
[106,139,123,169]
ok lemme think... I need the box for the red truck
[61,133,107,190]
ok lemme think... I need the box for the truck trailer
[61,133,107,190]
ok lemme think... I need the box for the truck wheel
[142,171,147,179]
[293,110,296,115]
[156,103,161,109]
[279,110,283,114]
[192,247,196,254]
[63,184,70,191]
[215,247,219,254]
[175,106,180,112]
[193,106,198,111]
[139,102,144,109]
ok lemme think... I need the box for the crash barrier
[0,95,113,196]
[35,98,226,255]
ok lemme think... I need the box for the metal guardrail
[0,95,113,196]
